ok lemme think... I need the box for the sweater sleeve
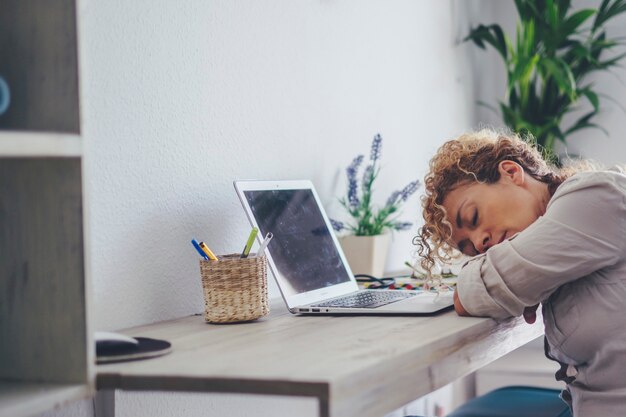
[456,171,626,318]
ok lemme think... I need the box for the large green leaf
[596,51,626,69]
[580,87,600,111]
[561,9,596,37]
[594,0,626,32]
[523,19,536,57]
[465,24,508,60]
[467,0,626,156]
[558,0,572,18]
[564,111,598,135]
[540,58,576,98]
[547,0,559,30]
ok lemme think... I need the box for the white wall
[39,1,476,417]
[82,0,475,331]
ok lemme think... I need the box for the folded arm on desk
[454,173,625,320]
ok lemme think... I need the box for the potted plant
[331,134,420,277]
[466,0,626,160]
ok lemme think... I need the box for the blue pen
[191,239,209,260]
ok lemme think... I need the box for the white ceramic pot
[339,233,391,278]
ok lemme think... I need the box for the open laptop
[234,180,454,315]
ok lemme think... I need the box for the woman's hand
[453,290,470,316]
[454,291,539,324]
[523,304,539,324]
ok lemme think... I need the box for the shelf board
[0,131,81,157]
[0,381,91,417]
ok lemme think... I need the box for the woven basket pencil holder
[199,254,269,323]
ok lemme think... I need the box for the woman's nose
[473,231,492,254]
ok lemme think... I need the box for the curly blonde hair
[416,129,574,273]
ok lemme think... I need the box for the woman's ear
[498,160,525,185]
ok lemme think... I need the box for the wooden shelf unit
[0,1,92,417]
[0,382,91,417]
[0,131,81,157]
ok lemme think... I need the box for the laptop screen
[243,188,352,295]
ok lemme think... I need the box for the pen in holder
[199,254,269,323]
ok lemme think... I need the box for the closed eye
[472,209,478,227]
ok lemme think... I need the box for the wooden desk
[96,298,542,417]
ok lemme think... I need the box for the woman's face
[441,161,549,256]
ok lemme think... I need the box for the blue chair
[406,386,572,417]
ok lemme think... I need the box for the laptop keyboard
[312,290,418,309]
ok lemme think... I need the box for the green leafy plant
[330,134,420,236]
[466,0,626,157]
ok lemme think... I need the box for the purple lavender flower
[346,155,363,208]
[370,134,382,162]
[346,155,363,182]
[348,178,359,208]
[393,221,413,231]
[330,218,346,232]
[362,165,374,188]
[400,180,420,202]
[386,190,401,207]
[336,133,418,236]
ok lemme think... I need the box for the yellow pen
[241,227,258,258]
[199,241,218,261]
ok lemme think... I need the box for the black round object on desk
[96,337,172,364]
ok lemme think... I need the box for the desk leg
[94,390,115,417]
[318,395,329,417]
